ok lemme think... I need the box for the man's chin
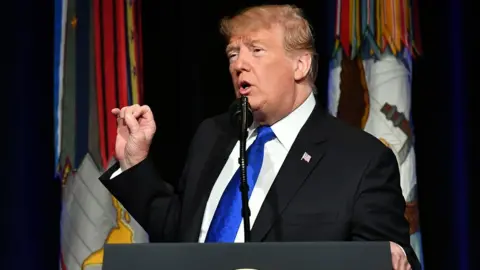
[247,97,261,109]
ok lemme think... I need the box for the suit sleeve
[351,146,421,270]
[98,119,209,242]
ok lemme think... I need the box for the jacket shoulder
[324,114,393,159]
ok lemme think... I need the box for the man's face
[226,25,297,123]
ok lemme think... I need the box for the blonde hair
[220,4,318,90]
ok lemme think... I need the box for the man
[100,4,420,270]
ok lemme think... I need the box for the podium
[103,241,392,270]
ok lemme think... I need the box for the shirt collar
[248,92,316,151]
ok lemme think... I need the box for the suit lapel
[251,106,330,241]
[184,118,237,241]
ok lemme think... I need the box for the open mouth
[239,81,251,91]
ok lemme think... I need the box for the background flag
[327,0,423,267]
[55,0,148,269]
[54,0,68,174]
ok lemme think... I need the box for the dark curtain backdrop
[5,0,475,269]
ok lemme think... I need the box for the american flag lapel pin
[301,152,311,163]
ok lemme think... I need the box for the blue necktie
[205,126,276,242]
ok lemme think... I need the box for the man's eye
[253,48,264,55]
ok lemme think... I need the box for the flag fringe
[332,0,422,60]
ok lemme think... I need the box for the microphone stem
[239,96,251,242]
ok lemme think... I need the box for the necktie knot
[255,126,275,145]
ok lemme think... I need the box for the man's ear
[293,52,312,81]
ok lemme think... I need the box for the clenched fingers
[135,105,153,120]
[124,113,140,133]
[111,105,153,121]
[120,104,138,119]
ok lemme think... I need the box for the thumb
[124,113,140,134]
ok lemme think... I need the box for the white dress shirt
[198,93,316,242]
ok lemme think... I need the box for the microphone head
[229,96,253,128]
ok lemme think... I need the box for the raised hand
[111,104,156,170]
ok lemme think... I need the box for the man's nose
[232,55,251,74]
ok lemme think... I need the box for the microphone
[229,95,253,242]
[229,96,254,132]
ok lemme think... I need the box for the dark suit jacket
[99,104,420,269]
